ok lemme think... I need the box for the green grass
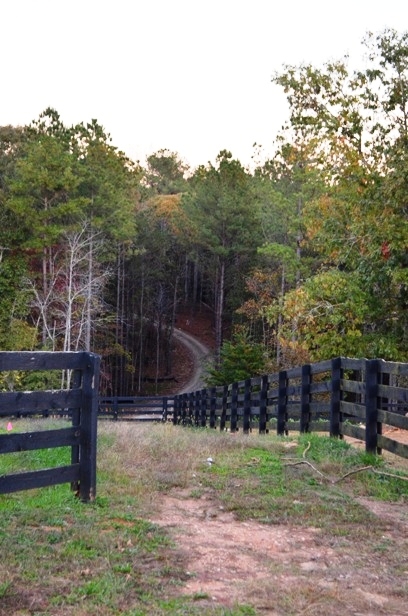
[0,420,407,614]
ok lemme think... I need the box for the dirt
[172,329,211,393]
[149,486,408,615]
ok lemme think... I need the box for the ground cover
[0,421,407,615]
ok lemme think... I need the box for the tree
[270,29,408,362]
[182,151,261,361]
[144,149,188,196]
[5,109,80,346]
[274,269,375,361]
[72,119,139,353]
[205,330,268,386]
[3,111,140,365]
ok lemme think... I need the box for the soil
[150,485,408,615]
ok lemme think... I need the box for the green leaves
[205,330,268,386]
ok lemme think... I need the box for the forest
[0,29,407,395]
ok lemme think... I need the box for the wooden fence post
[277,370,287,436]
[200,389,207,427]
[259,375,268,434]
[79,353,100,502]
[300,364,311,433]
[220,385,228,431]
[209,387,217,428]
[185,393,191,425]
[172,395,179,425]
[365,359,379,454]
[230,382,238,433]
[192,391,199,426]
[70,368,82,495]
[330,357,342,438]
[243,378,252,434]
[162,396,168,421]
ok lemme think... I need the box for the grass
[0,420,407,614]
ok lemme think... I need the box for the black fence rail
[172,357,408,459]
[0,351,100,501]
[98,396,174,421]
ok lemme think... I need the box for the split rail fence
[0,351,100,500]
[172,357,408,459]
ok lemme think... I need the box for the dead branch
[284,460,328,479]
[302,441,311,458]
[284,460,408,484]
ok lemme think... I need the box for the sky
[2,0,407,170]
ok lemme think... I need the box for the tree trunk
[215,259,225,365]
[137,264,145,393]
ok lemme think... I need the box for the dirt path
[150,488,408,615]
[172,329,211,394]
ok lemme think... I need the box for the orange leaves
[381,241,391,260]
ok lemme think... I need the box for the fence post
[365,359,379,455]
[209,387,217,428]
[220,385,228,431]
[200,389,207,427]
[230,382,238,433]
[172,395,179,425]
[192,391,199,426]
[300,364,311,434]
[277,370,287,436]
[79,353,100,502]
[162,396,168,422]
[185,392,191,425]
[243,378,252,434]
[70,368,82,495]
[330,357,342,438]
[259,374,268,434]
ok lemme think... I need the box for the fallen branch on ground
[284,460,408,484]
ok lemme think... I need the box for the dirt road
[172,329,211,393]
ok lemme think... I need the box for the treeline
[0,29,407,392]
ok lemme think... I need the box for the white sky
[2,0,407,170]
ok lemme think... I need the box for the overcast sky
[2,1,407,169]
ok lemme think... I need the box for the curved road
[172,329,212,394]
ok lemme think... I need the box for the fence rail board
[0,427,81,454]
[0,465,80,495]
[0,389,82,416]
[0,351,93,371]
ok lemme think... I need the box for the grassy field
[0,420,407,615]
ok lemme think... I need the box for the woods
[1,29,407,393]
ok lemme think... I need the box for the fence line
[172,357,408,459]
[98,396,173,421]
[0,351,100,500]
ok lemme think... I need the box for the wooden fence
[172,357,408,459]
[98,396,174,421]
[0,351,100,501]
